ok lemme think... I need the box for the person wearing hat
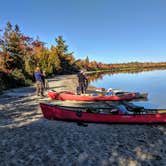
[77,70,88,94]
[106,88,113,95]
[34,67,44,96]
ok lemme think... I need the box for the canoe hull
[40,103,166,124]
[48,91,136,101]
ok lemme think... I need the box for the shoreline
[0,74,166,165]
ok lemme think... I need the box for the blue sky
[0,0,166,63]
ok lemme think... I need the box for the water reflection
[87,70,166,109]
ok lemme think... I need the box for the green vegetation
[0,21,166,91]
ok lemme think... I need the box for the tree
[32,39,48,70]
[54,36,75,73]
[84,56,90,70]
[0,22,24,70]
[47,46,61,74]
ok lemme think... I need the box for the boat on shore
[40,103,166,124]
[96,87,148,98]
[47,90,147,101]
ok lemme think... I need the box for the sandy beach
[0,74,166,166]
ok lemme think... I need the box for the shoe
[77,122,88,127]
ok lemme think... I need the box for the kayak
[96,87,148,98]
[40,103,166,123]
[47,90,147,101]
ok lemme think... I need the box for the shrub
[0,69,33,91]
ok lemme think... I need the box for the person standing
[42,70,49,90]
[77,71,88,94]
[83,72,88,93]
[34,67,44,96]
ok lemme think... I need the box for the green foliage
[0,22,29,74]
[55,36,68,53]
[54,36,77,74]
[12,69,26,84]
[0,70,19,90]
[48,46,61,74]
[0,69,33,91]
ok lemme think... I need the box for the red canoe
[47,91,137,101]
[40,103,166,124]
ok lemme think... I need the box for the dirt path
[0,74,166,166]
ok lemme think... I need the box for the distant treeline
[111,62,166,71]
[0,21,166,91]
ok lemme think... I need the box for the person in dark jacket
[42,70,49,90]
[77,71,88,94]
[34,67,44,96]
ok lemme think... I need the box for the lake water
[90,70,166,109]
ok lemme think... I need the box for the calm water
[90,70,166,109]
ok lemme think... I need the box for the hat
[107,88,113,92]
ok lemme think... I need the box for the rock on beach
[0,74,166,166]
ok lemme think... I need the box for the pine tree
[84,56,90,70]
[55,36,72,73]
[0,21,25,70]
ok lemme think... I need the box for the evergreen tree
[0,21,24,70]
[55,35,68,53]
[55,36,74,73]
[84,56,90,70]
